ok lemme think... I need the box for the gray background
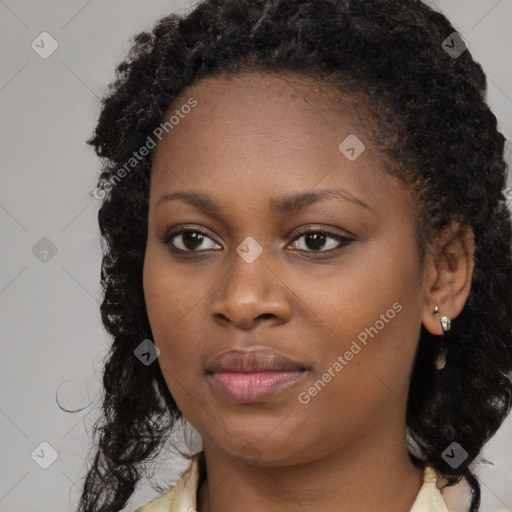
[1,1,511,511]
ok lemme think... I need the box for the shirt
[134,452,475,512]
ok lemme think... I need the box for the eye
[165,228,222,252]
[288,229,355,253]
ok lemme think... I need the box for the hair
[79,1,512,511]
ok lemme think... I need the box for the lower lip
[208,370,307,403]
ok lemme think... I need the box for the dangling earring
[433,305,451,370]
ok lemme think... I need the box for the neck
[196,417,425,512]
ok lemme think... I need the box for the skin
[142,71,475,512]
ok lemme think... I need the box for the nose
[209,253,293,331]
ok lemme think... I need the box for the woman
[79,1,512,511]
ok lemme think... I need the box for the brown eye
[166,230,222,252]
[289,230,354,252]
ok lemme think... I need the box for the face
[143,72,429,467]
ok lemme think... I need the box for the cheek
[292,305,419,456]
[143,241,206,340]
[143,243,211,399]
[290,241,422,402]
[282,238,420,348]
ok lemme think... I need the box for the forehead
[166,71,369,141]
[149,71,412,222]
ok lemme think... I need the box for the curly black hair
[78,1,512,511]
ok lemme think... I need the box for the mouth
[205,349,309,403]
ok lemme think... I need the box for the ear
[421,222,475,336]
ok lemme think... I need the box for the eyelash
[163,226,355,255]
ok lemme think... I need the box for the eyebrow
[154,188,372,214]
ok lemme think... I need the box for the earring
[433,306,451,333]
[433,306,451,370]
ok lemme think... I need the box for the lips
[205,349,309,403]
[205,349,306,373]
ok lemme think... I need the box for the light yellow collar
[410,466,450,512]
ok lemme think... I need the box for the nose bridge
[229,241,269,292]
[209,241,292,328]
